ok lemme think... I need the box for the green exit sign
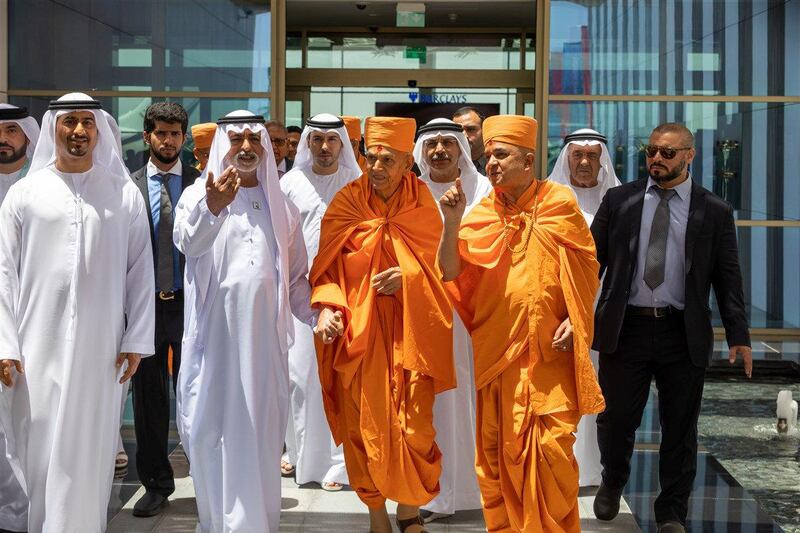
[405,46,427,63]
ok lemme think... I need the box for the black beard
[649,160,685,183]
[0,144,27,165]
[151,147,180,166]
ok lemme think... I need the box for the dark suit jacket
[590,178,750,367]
[130,161,200,276]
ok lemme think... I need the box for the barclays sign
[408,92,468,104]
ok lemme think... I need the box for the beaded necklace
[500,180,541,256]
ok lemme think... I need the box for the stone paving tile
[109,458,640,532]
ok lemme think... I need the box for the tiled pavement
[107,446,641,532]
[104,384,785,532]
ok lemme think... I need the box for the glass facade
[8,0,272,93]
[2,0,797,334]
[549,0,800,96]
[548,0,800,332]
[7,0,272,171]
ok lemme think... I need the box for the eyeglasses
[270,137,287,147]
[643,145,692,159]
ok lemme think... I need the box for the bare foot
[396,503,426,532]
[321,481,344,491]
[280,460,295,476]
[368,505,391,533]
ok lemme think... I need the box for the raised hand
[0,359,23,387]
[371,267,402,296]
[206,165,241,216]
[439,177,467,223]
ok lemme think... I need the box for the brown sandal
[396,515,428,533]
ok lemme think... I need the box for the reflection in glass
[549,0,800,97]
[9,0,272,93]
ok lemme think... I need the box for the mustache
[431,153,451,161]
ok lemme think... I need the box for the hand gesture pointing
[439,177,467,223]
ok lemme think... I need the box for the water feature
[698,378,800,532]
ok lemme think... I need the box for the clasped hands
[314,308,344,345]
[314,266,401,345]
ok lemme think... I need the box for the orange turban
[364,116,416,153]
[342,116,362,141]
[482,115,538,151]
[191,122,217,150]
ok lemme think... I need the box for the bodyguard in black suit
[590,123,752,533]
[130,102,200,517]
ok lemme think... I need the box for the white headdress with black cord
[28,92,129,181]
[547,128,620,222]
[291,113,361,176]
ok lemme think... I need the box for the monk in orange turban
[190,122,216,170]
[438,115,604,532]
[311,116,454,533]
[342,115,367,173]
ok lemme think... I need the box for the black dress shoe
[593,482,623,521]
[132,491,168,517]
[657,520,686,533]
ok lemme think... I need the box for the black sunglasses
[643,145,692,160]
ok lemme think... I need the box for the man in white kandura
[412,118,492,522]
[0,104,40,533]
[547,127,621,486]
[0,92,154,533]
[279,113,361,490]
[0,104,39,203]
[174,110,342,533]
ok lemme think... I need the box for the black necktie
[643,187,677,290]
[157,174,174,292]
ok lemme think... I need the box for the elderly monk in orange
[342,115,368,173]
[190,122,215,170]
[438,115,605,533]
[311,116,455,533]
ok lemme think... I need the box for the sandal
[321,481,344,492]
[280,460,296,477]
[396,515,428,533]
[115,451,128,471]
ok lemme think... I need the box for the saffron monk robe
[311,116,455,533]
[437,114,605,533]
